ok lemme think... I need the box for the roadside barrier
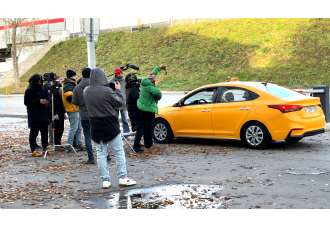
[294,85,330,123]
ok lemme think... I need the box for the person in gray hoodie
[83,67,136,189]
[109,68,130,133]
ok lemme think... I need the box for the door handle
[202,109,211,112]
[240,108,250,110]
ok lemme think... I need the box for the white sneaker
[119,178,136,186]
[102,181,111,189]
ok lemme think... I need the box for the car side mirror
[176,100,182,107]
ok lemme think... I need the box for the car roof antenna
[261,76,273,87]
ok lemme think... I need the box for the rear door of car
[212,86,254,136]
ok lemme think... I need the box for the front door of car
[212,87,254,136]
[174,87,219,137]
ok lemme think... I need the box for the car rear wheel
[241,122,269,149]
[153,119,174,143]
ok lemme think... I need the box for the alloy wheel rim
[154,123,167,141]
[246,125,263,146]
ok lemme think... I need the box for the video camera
[120,64,140,71]
[43,72,59,89]
[108,63,140,78]
[42,72,57,82]
[109,63,141,90]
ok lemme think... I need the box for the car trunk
[282,96,323,119]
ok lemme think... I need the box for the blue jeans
[95,133,127,182]
[115,109,130,133]
[81,119,94,160]
[67,112,83,146]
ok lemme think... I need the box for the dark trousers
[81,119,94,160]
[29,125,48,152]
[54,113,65,145]
[141,110,155,148]
[133,123,144,149]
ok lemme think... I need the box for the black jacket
[24,82,49,128]
[126,84,141,132]
[72,78,90,120]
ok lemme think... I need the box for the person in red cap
[109,68,130,133]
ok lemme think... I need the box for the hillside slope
[21,18,330,91]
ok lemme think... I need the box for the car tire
[153,119,173,143]
[285,138,302,143]
[241,122,270,149]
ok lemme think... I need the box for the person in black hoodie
[125,74,144,152]
[24,74,49,157]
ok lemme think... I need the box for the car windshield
[255,85,304,98]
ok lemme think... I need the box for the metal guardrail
[294,89,324,94]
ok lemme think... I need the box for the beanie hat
[66,69,76,78]
[114,68,123,76]
[82,68,91,78]
[147,73,156,84]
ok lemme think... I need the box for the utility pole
[84,18,99,69]
[87,18,95,68]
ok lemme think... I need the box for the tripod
[44,82,78,158]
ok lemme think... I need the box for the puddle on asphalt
[82,184,226,209]
[285,168,327,175]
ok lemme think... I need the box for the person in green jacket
[137,65,164,149]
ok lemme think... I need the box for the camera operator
[125,74,144,152]
[84,67,137,189]
[62,69,85,153]
[109,68,130,133]
[24,74,49,157]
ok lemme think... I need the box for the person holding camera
[24,74,49,157]
[84,67,137,188]
[62,69,85,152]
[125,74,144,152]
[109,68,130,133]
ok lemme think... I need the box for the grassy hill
[18,18,330,91]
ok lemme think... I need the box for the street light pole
[87,18,96,69]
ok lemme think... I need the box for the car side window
[183,87,218,106]
[220,87,252,103]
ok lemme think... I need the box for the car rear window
[255,85,304,98]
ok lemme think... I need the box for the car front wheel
[241,122,269,149]
[153,119,173,143]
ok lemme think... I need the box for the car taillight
[268,105,303,113]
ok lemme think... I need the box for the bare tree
[0,18,42,86]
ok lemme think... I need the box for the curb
[0,114,27,118]
[0,95,24,98]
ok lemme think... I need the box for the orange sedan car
[153,81,325,149]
